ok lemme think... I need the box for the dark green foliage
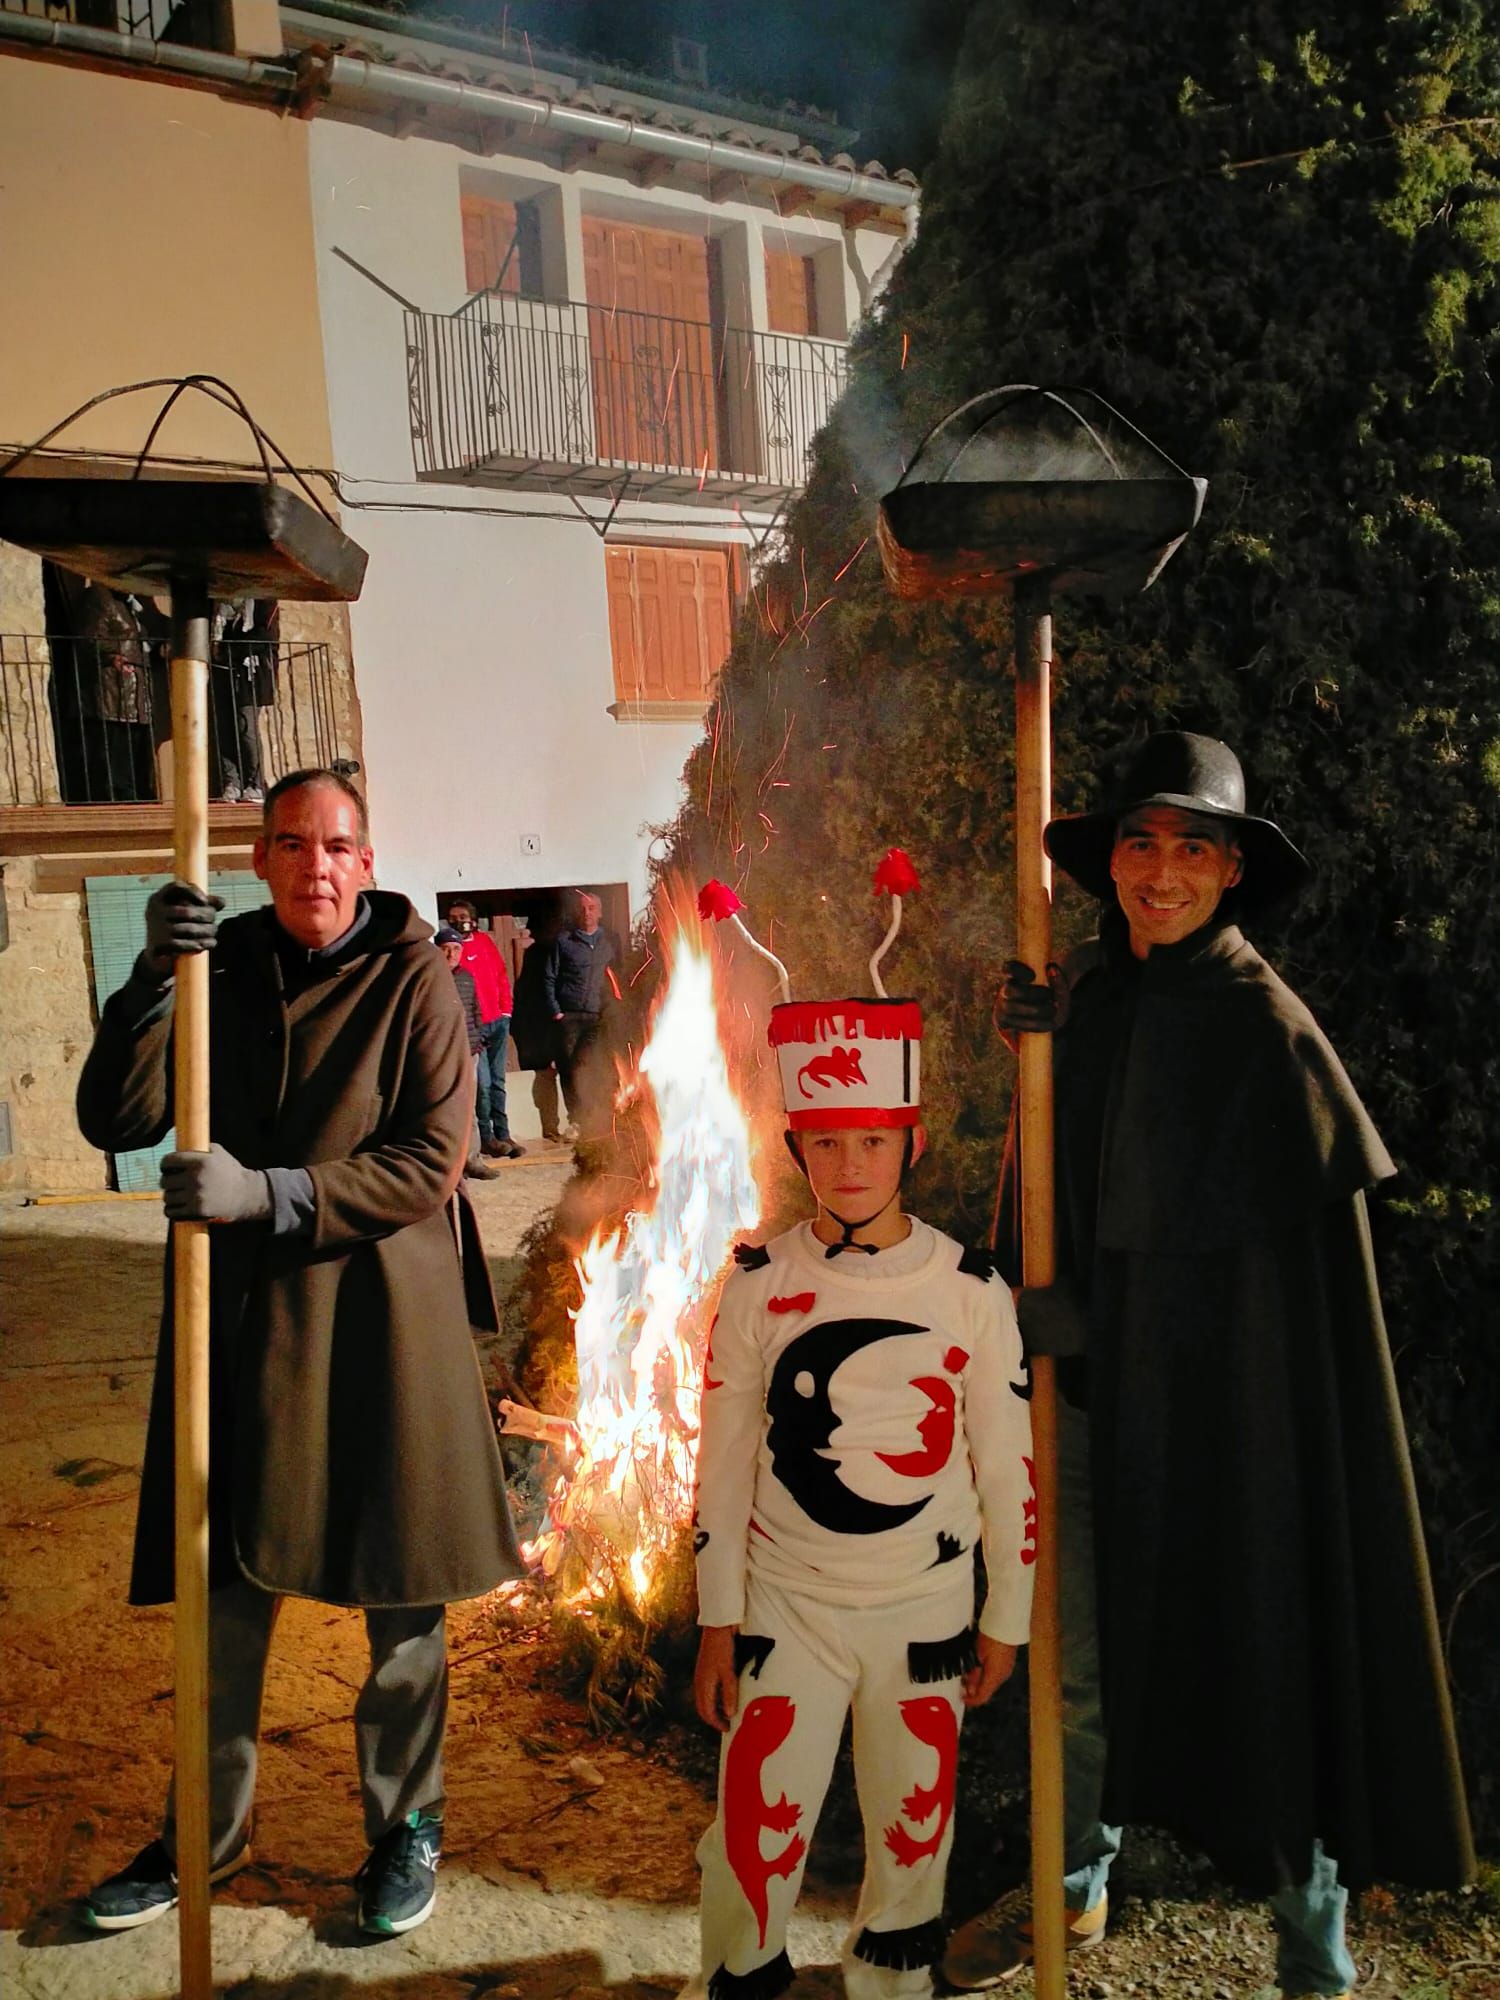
[658,0,1500,1841]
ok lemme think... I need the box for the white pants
[688,1570,975,2000]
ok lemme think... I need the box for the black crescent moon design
[765,1316,933,1535]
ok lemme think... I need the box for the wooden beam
[560,139,599,173]
[774,185,820,219]
[0,802,260,858]
[391,104,426,140]
[634,154,678,190]
[841,200,884,230]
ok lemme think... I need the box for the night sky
[396,0,969,173]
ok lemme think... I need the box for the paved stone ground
[1,1171,1492,2000]
[0,1169,852,1998]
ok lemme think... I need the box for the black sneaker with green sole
[356,1809,442,1936]
[82,1838,250,1931]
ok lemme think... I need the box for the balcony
[2,0,165,38]
[0,634,348,847]
[404,293,849,506]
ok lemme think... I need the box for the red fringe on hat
[769,1000,923,1044]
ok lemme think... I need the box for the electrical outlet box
[520,833,542,858]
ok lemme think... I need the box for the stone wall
[273,597,364,784]
[0,541,60,809]
[0,855,106,1195]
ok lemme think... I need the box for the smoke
[428,0,964,173]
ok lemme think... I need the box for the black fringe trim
[733,1633,776,1679]
[908,1626,978,1684]
[853,1917,946,1969]
[958,1245,1002,1281]
[708,1949,795,2000]
[734,1242,771,1270]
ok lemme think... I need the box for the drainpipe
[0,7,288,90]
[0,9,919,215]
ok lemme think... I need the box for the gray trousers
[163,1575,447,1866]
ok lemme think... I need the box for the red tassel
[698,879,745,921]
[873,848,920,897]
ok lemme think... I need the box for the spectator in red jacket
[435,925,498,1182]
[446,900,523,1159]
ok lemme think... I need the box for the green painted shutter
[83,872,272,1193]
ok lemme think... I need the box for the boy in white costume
[687,865,1035,2000]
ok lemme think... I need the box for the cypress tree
[659,0,1500,1834]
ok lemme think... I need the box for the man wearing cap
[945,733,1473,1999]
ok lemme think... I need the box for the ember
[503,927,760,1612]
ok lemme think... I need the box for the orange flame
[506,922,760,1612]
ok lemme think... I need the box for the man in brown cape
[945,733,1473,1998]
[75,767,522,1939]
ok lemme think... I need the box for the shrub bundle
[656,0,1500,1840]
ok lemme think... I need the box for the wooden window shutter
[605,545,733,705]
[461,194,521,295]
[765,249,817,336]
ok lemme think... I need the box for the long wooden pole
[170,586,214,2000]
[1014,574,1066,2000]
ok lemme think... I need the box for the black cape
[1004,915,1473,1894]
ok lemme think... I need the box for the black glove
[143,880,223,977]
[160,1144,272,1224]
[1016,1279,1089,1357]
[996,958,1067,1045]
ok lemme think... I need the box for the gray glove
[161,1144,272,1224]
[144,880,223,977]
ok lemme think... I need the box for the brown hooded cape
[1004,913,1473,1894]
[77,891,522,1609]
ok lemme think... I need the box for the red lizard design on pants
[723,1694,807,1946]
[1021,1453,1038,1566]
[882,1695,960,1868]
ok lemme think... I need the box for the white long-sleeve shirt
[693,1218,1035,1644]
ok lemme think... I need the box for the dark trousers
[210,673,265,796]
[475,1015,511,1141]
[71,718,156,803]
[554,1011,609,1137]
[162,1575,447,1862]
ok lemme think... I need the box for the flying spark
[832,538,868,584]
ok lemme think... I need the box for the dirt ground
[1,1170,1494,1999]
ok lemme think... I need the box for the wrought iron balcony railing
[404,292,849,504]
[1,0,167,40]
[0,635,344,809]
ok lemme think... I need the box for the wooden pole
[169,586,214,2000]
[1014,574,1066,2000]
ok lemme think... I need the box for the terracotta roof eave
[314,49,919,210]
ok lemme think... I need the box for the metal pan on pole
[877,384,1204,601]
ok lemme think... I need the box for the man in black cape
[945,733,1473,1999]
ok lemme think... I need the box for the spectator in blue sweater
[541,890,620,1141]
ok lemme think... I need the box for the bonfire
[499,923,761,1632]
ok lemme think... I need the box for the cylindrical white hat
[769,998,922,1129]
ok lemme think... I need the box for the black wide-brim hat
[1045,731,1311,913]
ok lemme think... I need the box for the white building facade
[295,5,915,931]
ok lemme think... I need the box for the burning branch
[501,930,761,1622]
